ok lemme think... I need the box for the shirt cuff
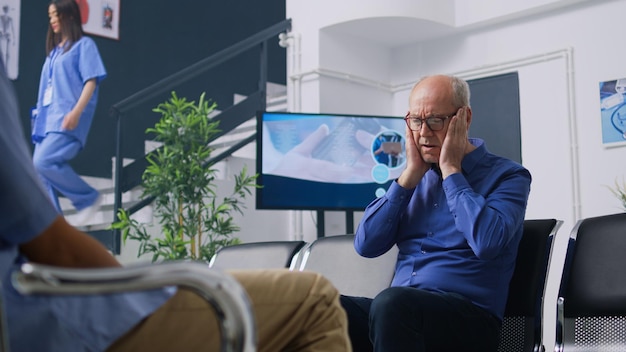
[386,180,414,206]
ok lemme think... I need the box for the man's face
[407,78,458,164]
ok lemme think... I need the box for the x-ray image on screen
[257,111,406,210]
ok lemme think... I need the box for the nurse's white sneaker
[71,194,103,227]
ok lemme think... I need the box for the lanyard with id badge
[43,46,62,106]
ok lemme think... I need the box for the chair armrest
[555,296,565,352]
[12,261,256,352]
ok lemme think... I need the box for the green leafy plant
[111,92,259,262]
[608,176,626,211]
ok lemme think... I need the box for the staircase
[58,19,293,255]
[61,82,288,251]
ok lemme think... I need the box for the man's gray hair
[450,76,470,108]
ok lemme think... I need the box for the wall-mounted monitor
[256,111,406,210]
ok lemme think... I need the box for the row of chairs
[209,233,399,299]
[6,213,625,351]
[209,214,626,352]
[296,234,399,298]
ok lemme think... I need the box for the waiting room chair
[6,261,256,352]
[297,234,398,298]
[497,219,563,352]
[555,212,626,352]
[209,241,307,270]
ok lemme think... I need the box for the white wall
[282,0,626,349]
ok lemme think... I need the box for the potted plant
[111,92,259,263]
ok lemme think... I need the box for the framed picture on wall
[1,0,21,80]
[599,77,626,148]
[78,0,120,40]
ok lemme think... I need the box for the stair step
[68,201,154,235]
[59,173,147,229]
[64,82,286,238]
[61,186,142,215]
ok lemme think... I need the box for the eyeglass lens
[408,117,446,131]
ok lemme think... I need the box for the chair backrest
[555,212,626,352]
[498,219,562,352]
[209,241,307,270]
[298,234,398,298]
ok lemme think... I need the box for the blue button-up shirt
[355,138,531,320]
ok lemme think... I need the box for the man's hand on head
[439,106,470,179]
[397,124,429,189]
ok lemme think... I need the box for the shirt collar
[430,163,442,177]
[461,138,487,174]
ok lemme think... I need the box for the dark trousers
[340,287,501,352]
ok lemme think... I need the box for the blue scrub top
[32,36,107,147]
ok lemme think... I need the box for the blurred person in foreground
[0,59,351,351]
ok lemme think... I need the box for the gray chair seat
[298,234,397,298]
[209,241,307,270]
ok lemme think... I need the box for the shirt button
[411,272,416,276]
[421,250,426,254]
[433,203,438,208]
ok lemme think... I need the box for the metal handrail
[110,19,291,115]
[108,19,291,253]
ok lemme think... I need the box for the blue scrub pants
[340,287,501,352]
[32,132,99,213]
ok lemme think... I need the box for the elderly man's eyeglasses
[404,112,455,131]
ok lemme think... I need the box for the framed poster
[78,0,120,40]
[0,0,20,80]
[599,78,626,148]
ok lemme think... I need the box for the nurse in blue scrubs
[31,0,106,225]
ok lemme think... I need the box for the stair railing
[105,19,292,253]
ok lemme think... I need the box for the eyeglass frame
[404,111,457,131]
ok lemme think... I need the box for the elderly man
[341,74,531,352]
